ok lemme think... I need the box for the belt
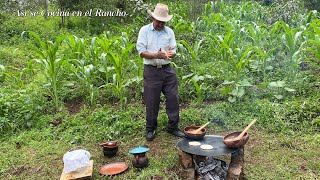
[144,64,170,69]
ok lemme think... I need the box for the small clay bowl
[100,141,118,148]
[184,125,206,140]
[223,132,249,148]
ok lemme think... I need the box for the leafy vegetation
[0,0,319,179]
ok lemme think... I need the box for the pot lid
[129,146,150,154]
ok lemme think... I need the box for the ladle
[189,122,211,134]
[224,119,257,142]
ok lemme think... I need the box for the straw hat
[147,3,173,22]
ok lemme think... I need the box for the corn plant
[307,22,320,61]
[308,35,320,60]
[242,23,279,82]
[218,44,259,83]
[0,64,27,87]
[106,51,126,105]
[89,37,100,66]
[198,12,227,33]
[74,64,96,107]
[97,33,119,84]
[106,33,135,105]
[256,47,277,82]
[182,73,214,103]
[23,31,66,111]
[281,22,303,65]
[218,45,258,102]
[306,10,318,24]
[127,56,144,99]
[97,32,119,53]
[172,18,195,37]
[178,38,204,64]
[214,29,237,75]
[0,65,9,83]
[67,35,97,107]
[97,32,135,105]
[246,22,266,47]
[67,35,86,61]
[232,46,259,81]
[271,21,305,79]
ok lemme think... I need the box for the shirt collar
[149,23,167,33]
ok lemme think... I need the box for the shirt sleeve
[168,28,177,54]
[136,26,147,55]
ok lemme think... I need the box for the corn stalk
[182,73,214,104]
[271,21,305,79]
[23,31,66,111]
[307,22,320,61]
[105,33,135,106]
[178,39,204,64]
[67,35,98,107]
[0,65,9,83]
[97,33,119,84]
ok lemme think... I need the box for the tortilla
[200,144,213,150]
[188,141,201,146]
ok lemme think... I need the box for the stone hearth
[178,147,246,180]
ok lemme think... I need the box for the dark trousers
[143,64,180,132]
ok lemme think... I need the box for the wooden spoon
[189,122,211,134]
[224,119,257,142]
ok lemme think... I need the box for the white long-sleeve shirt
[136,23,177,66]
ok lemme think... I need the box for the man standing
[136,3,185,141]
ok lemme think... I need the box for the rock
[181,168,195,180]
[227,146,246,180]
[178,149,193,169]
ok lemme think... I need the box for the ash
[195,157,228,180]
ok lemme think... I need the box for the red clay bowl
[223,132,249,148]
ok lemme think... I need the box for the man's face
[153,19,166,31]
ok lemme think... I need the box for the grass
[245,131,320,179]
[0,103,319,179]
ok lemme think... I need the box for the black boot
[146,131,155,141]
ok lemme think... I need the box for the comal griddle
[176,135,238,156]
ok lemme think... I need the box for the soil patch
[7,165,27,176]
[64,97,83,114]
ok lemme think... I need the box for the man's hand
[157,48,174,60]
[166,48,175,59]
[140,48,175,60]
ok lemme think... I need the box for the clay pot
[100,141,119,157]
[184,125,206,140]
[132,153,149,168]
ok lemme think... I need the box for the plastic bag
[63,148,91,173]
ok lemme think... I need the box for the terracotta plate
[99,162,128,175]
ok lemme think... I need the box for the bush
[0,86,48,134]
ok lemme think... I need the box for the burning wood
[195,157,228,180]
